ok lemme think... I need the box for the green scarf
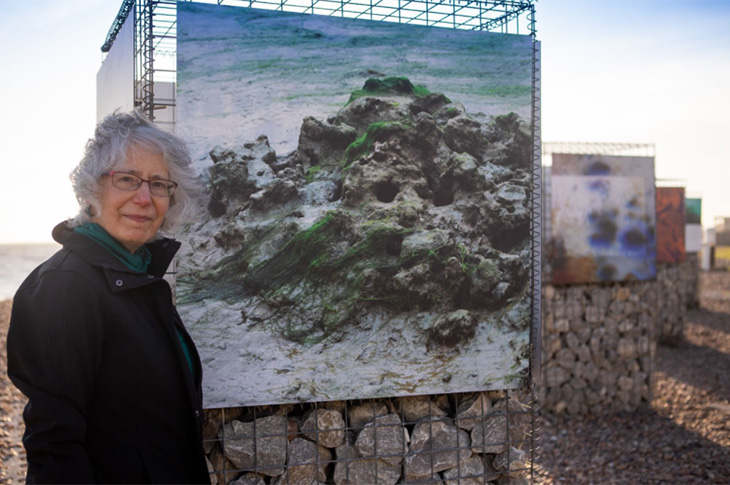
[74,223,151,273]
[75,222,196,380]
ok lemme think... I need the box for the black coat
[7,223,210,484]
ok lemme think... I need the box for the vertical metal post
[142,0,155,120]
[529,4,542,481]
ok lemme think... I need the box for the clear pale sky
[0,0,728,243]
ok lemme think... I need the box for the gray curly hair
[69,110,200,235]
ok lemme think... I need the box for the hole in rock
[433,186,455,207]
[385,234,404,257]
[328,180,343,202]
[374,181,399,203]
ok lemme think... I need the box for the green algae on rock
[177,75,534,404]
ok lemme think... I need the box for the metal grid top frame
[101,0,537,120]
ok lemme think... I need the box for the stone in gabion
[544,365,570,387]
[540,281,657,415]
[441,454,486,485]
[205,389,533,479]
[220,415,288,476]
[231,473,266,485]
[280,437,332,484]
[301,408,346,449]
[347,401,389,429]
[470,399,529,455]
[555,348,576,369]
[543,334,562,359]
[455,392,493,431]
[398,395,448,423]
[354,414,407,466]
[205,457,218,485]
[565,332,580,353]
[493,445,528,477]
[554,318,570,332]
[404,418,471,479]
[334,441,401,484]
[208,442,238,485]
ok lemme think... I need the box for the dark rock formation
[178,76,533,405]
[181,76,532,347]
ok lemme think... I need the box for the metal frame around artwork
[99,1,541,481]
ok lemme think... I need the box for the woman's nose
[132,182,153,204]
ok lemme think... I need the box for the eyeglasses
[105,171,178,197]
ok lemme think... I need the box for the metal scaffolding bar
[101,0,135,53]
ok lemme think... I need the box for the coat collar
[52,221,181,280]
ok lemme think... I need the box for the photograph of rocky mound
[177,76,535,407]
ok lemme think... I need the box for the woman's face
[93,145,171,253]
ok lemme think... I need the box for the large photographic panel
[656,187,686,263]
[548,154,656,284]
[176,3,536,407]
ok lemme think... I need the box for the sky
[0,0,728,244]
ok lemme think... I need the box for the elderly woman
[7,111,210,484]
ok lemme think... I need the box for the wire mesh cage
[203,390,537,483]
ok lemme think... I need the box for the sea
[0,243,61,301]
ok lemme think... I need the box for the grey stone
[301,408,346,449]
[455,393,493,431]
[347,402,390,429]
[617,338,639,359]
[208,443,239,485]
[618,375,634,391]
[231,473,266,485]
[354,414,407,466]
[219,415,288,476]
[205,457,217,485]
[544,365,570,387]
[554,318,570,333]
[275,438,332,485]
[333,442,401,485]
[565,332,581,353]
[470,412,508,455]
[578,344,592,363]
[555,348,576,369]
[493,446,528,477]
[404,419,471,478]
[585,305,603,323]
[543,334,562,360]
[441,454,485,484]
[399,395,448,423]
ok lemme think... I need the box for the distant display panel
[685,198,702,224]
[684,197,702,253]
[656,187,686,263]
[548,154,656,284]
